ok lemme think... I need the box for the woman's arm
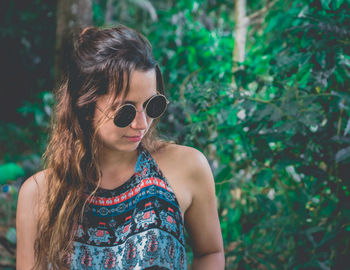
[184,148,225,269]
[16,171,46,270]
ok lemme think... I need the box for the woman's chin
[117,141,142,152]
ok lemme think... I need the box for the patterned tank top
[68,144,187,269]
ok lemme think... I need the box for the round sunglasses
[96,93,169,127]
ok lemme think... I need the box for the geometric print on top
[67,143,187,270]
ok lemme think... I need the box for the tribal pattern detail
[68,146,187,270]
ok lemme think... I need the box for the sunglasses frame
[96,91,170,128]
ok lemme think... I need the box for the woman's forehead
[101,89,157,107]
[129,69,156,89]
[115,71,157,102]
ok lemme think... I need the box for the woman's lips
[125,136,142,142]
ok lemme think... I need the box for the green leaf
[207,108,216,115]
[227,109,237,126]
[0,163,25,184]
[215,166,232,181]
[6,227,17,244]
[256,169,273,187]
[333,0,344,9]
[335,146,350,163]
[344,118,350,136]
[254,105,273,121]
[321,0,331,9]
[228,208,241,223]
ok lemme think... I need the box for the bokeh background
[1,0,350,269]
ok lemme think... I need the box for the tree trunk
[232,0,248,87]
[105,0,115,25]
[54,0,93,87]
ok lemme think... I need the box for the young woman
[16,25,224,269]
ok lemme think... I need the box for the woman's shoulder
[152,141,210,179]
[152,141,201,158]
[18,169,50,204]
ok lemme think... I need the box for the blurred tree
[55,0,93,86]
[0,0,55,124]
[232,0,248,82]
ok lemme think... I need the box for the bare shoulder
[17,169,50,215]
[19,169,49,199]
[159,145,223,259]
[155,143,214,185]
[154,142,213,184]
[16,169,50,269]
[154,143,223,258]
[17,169,50,233]
[151,142,213,218]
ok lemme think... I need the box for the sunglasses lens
[113,105,136,127]
[146,95,167,118]
[112,95,167,127]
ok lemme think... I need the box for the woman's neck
[98,147,139,175]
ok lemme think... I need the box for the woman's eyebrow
[113,93,157,107]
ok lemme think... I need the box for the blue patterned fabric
[68,144,187,269]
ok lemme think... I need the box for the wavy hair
[33,25,171,269]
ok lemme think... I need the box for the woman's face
[93,69,157,153]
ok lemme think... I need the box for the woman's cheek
[145,119,153,134]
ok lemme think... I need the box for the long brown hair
[33,25,171,269]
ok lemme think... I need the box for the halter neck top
[68,144,187,269]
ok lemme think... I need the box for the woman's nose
[130,110,148,129]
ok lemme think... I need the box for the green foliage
[2,0,350,269]
[164,0,350,268]
[6,227,17,245]
[109,0,349,268]
[0,163,25,185]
